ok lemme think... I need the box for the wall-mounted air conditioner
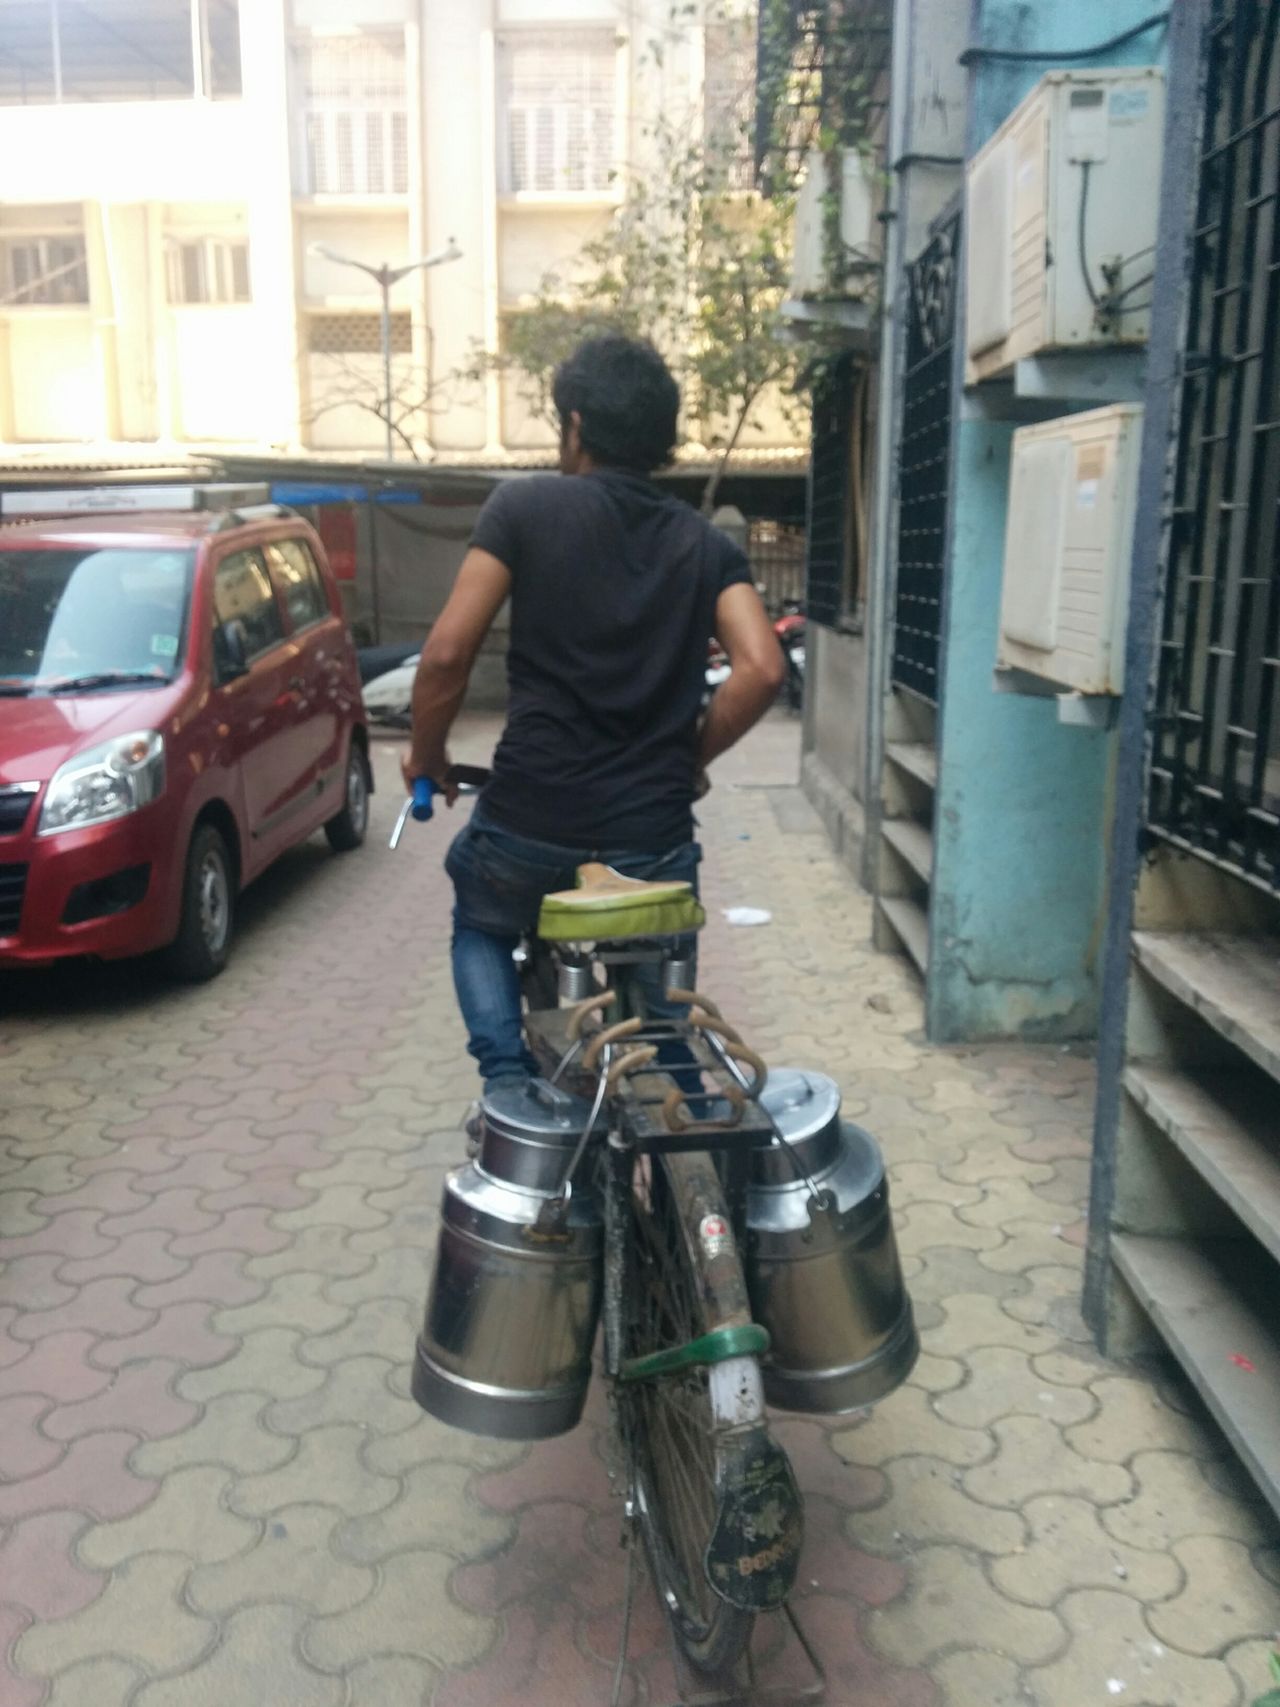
[998,403,1144,696]
[790,148,882,300]
[965,68,1165,383]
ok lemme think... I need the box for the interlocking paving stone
[77,1465,255,1570]
[988,1493,1183,1608]
[229,1423,400,1519]
[2,719,1277,1707]
[187,1505,374,1617]
[1024,1588,1240,1707]
[14,1552,215,1681]
[133,1605,343,1707]
[1147,1535,1280,1653]
[301,1547,494,1672]
[866,1544,1067,1667]
[42,1359,197,1443]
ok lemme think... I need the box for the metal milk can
[412,1080,605,1441]
[744,1069,918,1414]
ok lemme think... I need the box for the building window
[497,29,617,196]
[167,238,250,305]
[293,33,408,197]
[704,16,756,191]
[1,236,89,306]
[306,312,412,355]
[0,2,241,105]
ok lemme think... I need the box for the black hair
[552,335,680,474]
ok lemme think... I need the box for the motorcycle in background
[704,604,806,713]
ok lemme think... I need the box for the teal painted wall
[924,0,1168,1041]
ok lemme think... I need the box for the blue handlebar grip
[411,776,437,822]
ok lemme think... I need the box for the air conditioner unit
[998,403,1143,696]
[790,148,882,300]
[965,68,1165,383]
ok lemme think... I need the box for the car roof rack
[0,483,274,520]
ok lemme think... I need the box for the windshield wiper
[38,671,169,694]
[0,683,33,697]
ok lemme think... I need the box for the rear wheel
[325,741,370,852]
[616,1153,755,1676]
[165,823,234,982]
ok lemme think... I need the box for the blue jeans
[445,809,701,1089]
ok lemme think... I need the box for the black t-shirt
[469,469,751,850]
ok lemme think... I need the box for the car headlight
[38,731,166,836]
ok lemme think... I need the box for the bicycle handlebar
[391,764,491,848]
[411,776,437,822]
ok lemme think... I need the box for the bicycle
[526,870,812,1697]
[399,774,914,1703]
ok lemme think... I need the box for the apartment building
[0,0,765,459]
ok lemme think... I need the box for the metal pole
[380,269,394,462]
[368,496,383,645]
[51,0,63,100]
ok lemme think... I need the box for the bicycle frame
[522,943,805,1620]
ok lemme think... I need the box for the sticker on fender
[699,1213,732,1256]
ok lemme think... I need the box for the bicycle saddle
[537,861,706,943]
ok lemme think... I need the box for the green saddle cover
[537,863,706,943]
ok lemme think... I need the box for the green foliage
[1253,1650,1280,1707]
[461,0,887,505]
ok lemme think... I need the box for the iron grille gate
[805,352,855,628]
[1148,0,1280,894]
[891,210,959,702]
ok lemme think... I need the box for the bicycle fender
[704,1424,804,1612]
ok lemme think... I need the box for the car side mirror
[215,619,249,684]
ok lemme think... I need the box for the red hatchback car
[0,486,371,980]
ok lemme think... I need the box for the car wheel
[165,823,234,982]
[325,741,370,853]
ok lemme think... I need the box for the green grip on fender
[618,1322,771,1384]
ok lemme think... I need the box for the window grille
[306,312,412,356]
[1147,0,1280,895]
[1,236,89,306]
[294,33,408,196]
[891,210,960,703]
[167,238,250,305]
[805,352,855,628]
[496,29,617,195]
[0,1,241,104]
[755,0,890,193]
[704,17,757,191]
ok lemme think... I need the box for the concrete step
[1112,1232,1280,1522]
[1132,932,1280,1083]
[885,741,938,791]
[881,817,933,885]
[878,895,928,975]
[1124,1062,1280,1268]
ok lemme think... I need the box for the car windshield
[0,546,195,694]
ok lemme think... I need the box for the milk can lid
[481,1077,604,1144]
[759,1069,842,1149]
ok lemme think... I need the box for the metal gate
[1147,0,1280,895]
[892,210,959,703]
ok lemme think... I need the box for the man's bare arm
[405,548,512,784]
[699,582,786,770]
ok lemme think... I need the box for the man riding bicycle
[402,334,784,1092]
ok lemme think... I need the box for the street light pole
[309,239,462,461]
[377,265,394,462]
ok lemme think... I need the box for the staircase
[874,693,937,977]
[1108,921,1280,1520]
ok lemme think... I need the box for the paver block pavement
[2,719,1278,1707]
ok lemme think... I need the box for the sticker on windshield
[151,633,178,659]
